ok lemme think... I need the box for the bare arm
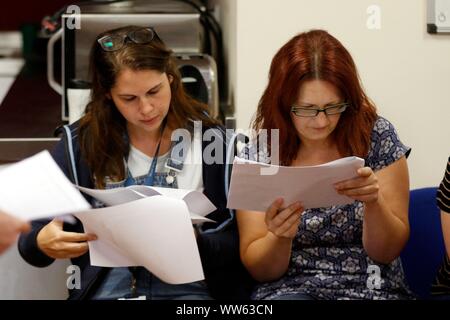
[237,199,303,282]
[335,156,410,264]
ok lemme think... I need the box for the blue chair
[400,187,446,299]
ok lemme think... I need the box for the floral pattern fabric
[241,117,414,300]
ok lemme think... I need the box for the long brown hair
[79,25,218,188]
[253,29,378,165]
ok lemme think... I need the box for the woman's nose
[313,110,330,125]
[139,97,154,114]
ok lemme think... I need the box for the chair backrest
[400,187,445,299]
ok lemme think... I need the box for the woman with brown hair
[237,29,414,299]
[18,26,246,300]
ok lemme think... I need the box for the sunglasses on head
[97,27,157,52]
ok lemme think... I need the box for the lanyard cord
[145,119,167,184]
[126,119,167,186]
[127,119,167,297]
[147,128,163,178]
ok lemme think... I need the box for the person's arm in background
[437,157,450,260]
[0,211,30,254]
[442,213,450,260]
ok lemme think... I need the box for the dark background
[0,1,71,31]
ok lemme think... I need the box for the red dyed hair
[253,29,378,165]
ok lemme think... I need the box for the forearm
[362,194,409,264]
[242,232,293,282]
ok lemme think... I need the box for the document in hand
[74,185,217,284]
[0,150,91,220]
[227,156,365,211]
[74,196,205,284]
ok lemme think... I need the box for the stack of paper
[227,156,365,211]
[74,185,218,284]
[74,196,205,284]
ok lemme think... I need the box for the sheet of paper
[78,185,217,218]
[150,186,217,218]
[75,196,204,284]
[189,213,215,224]
[77,186,144,206]
[227,156,365,211]
[0,151,91,220]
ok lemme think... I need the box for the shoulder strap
[55,124,79,186]
[222,128,249,198]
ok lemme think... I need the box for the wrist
[267,230,294,245]
[363,193,388,218]
[365,189,383,204]
[36,228,50,256]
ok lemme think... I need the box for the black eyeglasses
[97,27,156,52]
[291,102,349,117]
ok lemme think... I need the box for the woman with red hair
[237,30,413,299]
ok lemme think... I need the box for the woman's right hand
[265,198,304,240]
[37,219,97,259]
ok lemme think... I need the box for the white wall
[0,245,70,299]
[217,0,449,189]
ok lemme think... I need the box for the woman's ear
[168,74,174,84]
[106,92,112,100]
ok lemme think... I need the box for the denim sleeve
[18,219,55,267]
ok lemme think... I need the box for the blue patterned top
[241,117,414,300]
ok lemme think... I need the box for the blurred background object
[0,0,229,165]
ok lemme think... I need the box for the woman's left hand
[334,167,379,204]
